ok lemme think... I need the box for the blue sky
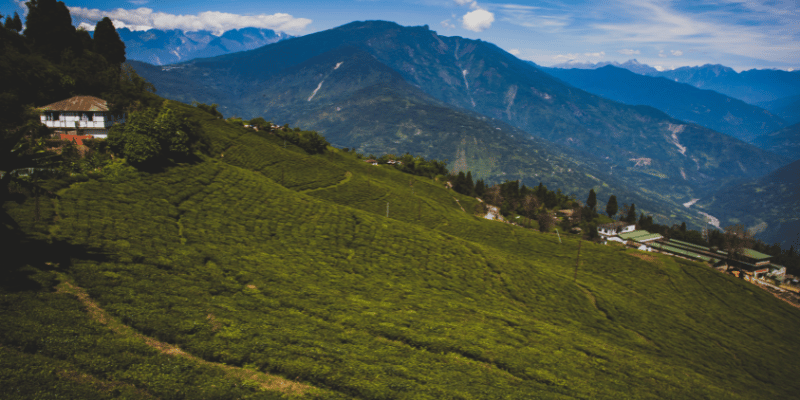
[2,0,798,71]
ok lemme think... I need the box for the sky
[2,0,799,71]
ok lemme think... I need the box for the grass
[2,102,800,399]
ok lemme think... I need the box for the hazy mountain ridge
[116,27,292,65]
[542,65,787,143]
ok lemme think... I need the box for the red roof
[40,96,109,112]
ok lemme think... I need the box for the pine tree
[23,0,78,62]
[93,17,126,66]
[465,171,475,195]
[606,195,618,218]
[680,222,687,232]
[626,203,636,223]
[587,189,597,211]
[12,12,22,32]
[474,179,485,198]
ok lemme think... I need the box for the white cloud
[497,3,569,33]
[658,50,667,58]
[127,0,149,5]
[13,0,28,17]
[462,8,495,32]
[619,49,640,55]
[509,48,521,55]
[654,65,665,71]
[454,0,474,5]
[584,51,605,58]
[670,50,683,56]
[553,53,580,61]
[441,19,456,29]
[68,7,312,35]
[589,0,800,66]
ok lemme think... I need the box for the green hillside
[3,102,800,399]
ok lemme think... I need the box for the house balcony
[43,120,113,129]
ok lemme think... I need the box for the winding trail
[300,171,352,193]
[56,279,313,396]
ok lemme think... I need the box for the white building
[597,222,636,237]
[39,96,117,138]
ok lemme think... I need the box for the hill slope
[699,158,800,250]
[757,94,800,125]
[543,65,786,143]
[750,122,800,161]
[3,102,800,399]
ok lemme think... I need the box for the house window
[81,113,93,121]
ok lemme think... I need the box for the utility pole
[386,202,389,218]
[555,229,562,244]
[574,240,582,282]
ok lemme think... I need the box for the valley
[129,21,791,237]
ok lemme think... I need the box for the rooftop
[618,230,651,240]
[741,248,772,260]
[39,96,109,112]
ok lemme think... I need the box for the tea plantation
[2,102,800,399]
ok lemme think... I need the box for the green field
[3,102,800,399]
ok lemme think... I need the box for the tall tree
[93,17,126,66]
[522,194,539,219]
[24,0,78,62]
[606,195,618,218]
[11,12,23,33]
[465,171,475,195]
[587,188,597,211]
[722,224,753,260]
[625,203,636,223]
[537,212,554,232]
[3,13,22,32]
[474,179,485,198]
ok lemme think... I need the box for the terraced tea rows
[3,103,800,399]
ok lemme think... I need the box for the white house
[597,221,636,237]
[39,96,117,138]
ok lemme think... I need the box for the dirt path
[301,171,353,193]
[56,279,313,396]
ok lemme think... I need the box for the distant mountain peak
[551,59,659,75]
[117,27,292,65]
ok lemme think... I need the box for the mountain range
[551,59,800,106]
[126,21,791,244]
[115,27,291,65]
[551,59,660,75]
[542,65,787,143]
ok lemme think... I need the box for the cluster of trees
[107,103,195,165]
[448,172,581,232]
[360,153,449,179]
[1,1,158,200]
